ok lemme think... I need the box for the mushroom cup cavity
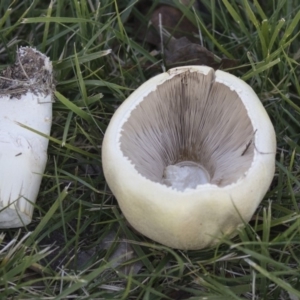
[102,66,276,250]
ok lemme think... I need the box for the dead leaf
[126,2,239,72]
[133,1,200,46]
[148,5,198,45]
[164,37,239,70]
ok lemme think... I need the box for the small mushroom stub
[102,66,276,250]
[0,47,54,228]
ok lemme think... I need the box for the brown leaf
[164,37,239,70]
[133,1,199,46]
[149,5,198,44]
[128,2,238,72]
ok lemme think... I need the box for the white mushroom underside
[120,69,254,190]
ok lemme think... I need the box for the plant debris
[143,4,199,46]
[164,37,239,69]
[0,47,55,99]
[131,2,238,71]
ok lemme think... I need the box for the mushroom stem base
[162,161,210,191]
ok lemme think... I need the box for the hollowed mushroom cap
[102,66,276,250]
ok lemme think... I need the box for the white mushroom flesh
[0,47,53,228]
[163,161,210,190]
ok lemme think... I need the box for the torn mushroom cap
[102,66,276,250]
[0,47,53,228]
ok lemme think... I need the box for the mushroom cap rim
[104,65,276,195]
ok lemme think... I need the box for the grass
[0,0,300,298]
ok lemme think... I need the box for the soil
[0,47,55,99]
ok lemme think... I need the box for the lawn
[0,0,300,299]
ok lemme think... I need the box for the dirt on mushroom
[0,47,55,99]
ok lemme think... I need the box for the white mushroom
[0,47,54,228]
[102,66,276,250]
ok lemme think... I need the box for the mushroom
[102,66,276,250]
[0,47,54,228]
